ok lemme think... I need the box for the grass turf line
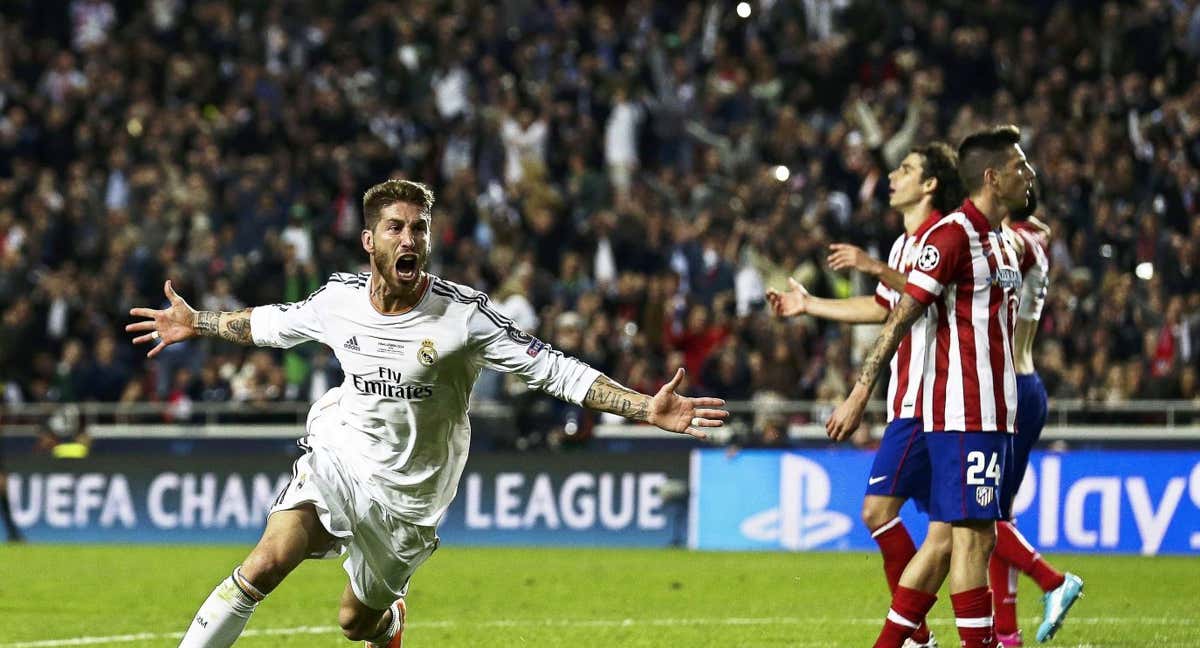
[1,545,1197,646]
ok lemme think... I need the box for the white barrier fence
[2,400,1199,441]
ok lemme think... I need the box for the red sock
[951,586,996,647]
[874,586,937,648]
[989,552,1019,635]
[871,518,931,642]
[995,520,1064,592]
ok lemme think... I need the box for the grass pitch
[0,545,1196,647]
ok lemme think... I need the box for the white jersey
[250,272,601,525]
[1009,224,1050,322]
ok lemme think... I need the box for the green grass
[1,545,1197,646]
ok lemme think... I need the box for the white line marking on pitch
[3,617,1196,647]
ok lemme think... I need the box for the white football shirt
[250,272,602,525]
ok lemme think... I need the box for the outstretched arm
[825,294,927,441]
[194,308,254,344]
[582,369,727,440]
[766,278,887,323]
[126,280,255,357]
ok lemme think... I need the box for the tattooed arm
[581,369,728,439]
[855,294,926,392]
[825,294,928,441]
[582,375,651,421]
[127,280,256,358]
[193,309,254,345]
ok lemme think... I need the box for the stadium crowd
[2,1,1200,443]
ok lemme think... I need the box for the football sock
[178,566,265,648]
[365,601,403,647]
[871,517,931,642]
[995,520,1064,592]
[872,517,916,593]
[989,552,1019,635]
[874,586,937,648]
[951,586,996,648]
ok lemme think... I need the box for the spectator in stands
[83,335,128,402]
[0,0,1196,428]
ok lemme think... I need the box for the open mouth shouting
[395,253,420,282]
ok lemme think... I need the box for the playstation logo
[739,454,853,550]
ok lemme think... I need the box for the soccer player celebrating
[767,142,964,648]
[992,186,1083,645]
[826,125,1033,648]
[127,179,728,648]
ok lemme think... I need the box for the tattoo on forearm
[857,295,926,390]
[195,309,254,344]
[583,375,651,422]
[223,310,253,343]
[196,311,220,335]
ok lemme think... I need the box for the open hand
[765,278,810,317]
[125,280,197,358]
[648,368,728,440]
[825,384,869,442]
[827,243,877,274]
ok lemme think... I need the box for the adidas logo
[343,336,360,352]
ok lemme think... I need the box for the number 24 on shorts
[965,451,1000,485]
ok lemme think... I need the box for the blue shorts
[925,432,1012,522]
[1000,373,1048,514]
[865,417,930,512]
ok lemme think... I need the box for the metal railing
[3,399,1199,441]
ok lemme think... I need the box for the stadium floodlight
[736,2,752,18]
[1135,262,1154,280]
[773,165,790,182]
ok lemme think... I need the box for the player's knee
[861,503,892,531]
[239,550,296,592]
[338,605,381,641]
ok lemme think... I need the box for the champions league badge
[916,245,940,272]
[418,338,438,366]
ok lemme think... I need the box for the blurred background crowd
[2,0,1200,447]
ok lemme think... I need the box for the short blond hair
[362,179,435,230]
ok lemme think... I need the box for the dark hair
[362,179,435,231]
[957,125,1022,194]
[911,142,965,214]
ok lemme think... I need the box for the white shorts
[270,398,439,609]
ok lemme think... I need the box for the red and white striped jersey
[1009,221,1050,322]
[874,211,940,421]
[903,199,1022,433]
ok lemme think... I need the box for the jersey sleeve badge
[917,245,941,272]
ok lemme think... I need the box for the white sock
[365,601,402,647]
[178,568,264,648]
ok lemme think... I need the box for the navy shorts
[925,431,1012,522]
[865,417,931,512]
[1001,373,1048,514]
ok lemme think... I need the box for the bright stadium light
[1135,262,1154,280]
[773,165,790,182]
[736,2,752,18]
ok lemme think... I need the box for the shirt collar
[960,199,994,233]
[913,209,941,239]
